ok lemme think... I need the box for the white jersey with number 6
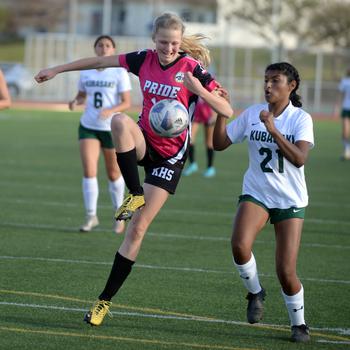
[78,68,131,131]
[226,102,314,209]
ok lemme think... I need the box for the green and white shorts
[238,194,306,224]
[78,124,114,149]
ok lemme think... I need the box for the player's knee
[111,113,129,132]
[231,238,251,263]
[128,221,148,243]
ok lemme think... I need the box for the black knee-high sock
[116,148,143,195]
[206,147,214,168]
[99,252,135,301]
[189,144,195,163]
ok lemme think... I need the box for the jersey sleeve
[119,50,148,76]
[192,64,219,91]
[77,72,85,92]
[294,113,314,148]
[226,110,249,144]
[116,68,132,93]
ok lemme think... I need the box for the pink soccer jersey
[119,49,219,159]
[193,97,214,124]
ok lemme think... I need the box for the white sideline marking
[0,255,349,285]
[148,232,350,250]
[1,177,349,198]
[0,301,349,337]
[1,197,350,226]
[317,340,350,345]
[1,221,349,250]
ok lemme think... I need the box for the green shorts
[238,194,306,224]
[78,124,114,149]
[341,109,350,118]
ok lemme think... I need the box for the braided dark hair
[94,35,116,48]
[266,62,302,107]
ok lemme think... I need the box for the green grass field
[0,108,349,350]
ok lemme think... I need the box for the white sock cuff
[282,285,305,326]
[83,177,98,187]
[233,252,256,269]
[233,253,261,294]
[82,177,98,216]
[108,176,125,190]
[282,285,304,302]
[108,176,125,210]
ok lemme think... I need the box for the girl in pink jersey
[35,12,233,327]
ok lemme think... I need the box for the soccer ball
[149,99,189,138]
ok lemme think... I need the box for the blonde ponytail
[181,34,211,68]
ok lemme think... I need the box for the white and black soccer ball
[149,99,189,138]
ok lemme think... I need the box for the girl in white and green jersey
[214,62,314,343]
[69,35,132,234]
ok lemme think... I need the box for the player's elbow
[213,143,225,151]
[294,159,306,168]
[213,137,229,151]
[222,106,233,119]
[292,154,307,168]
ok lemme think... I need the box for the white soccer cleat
[80,215,99,232]
[342,149,350,160]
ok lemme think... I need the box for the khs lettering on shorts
[151,167,174,181]
[144,80,180,98]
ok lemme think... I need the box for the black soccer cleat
[246,287,266,324]
[291,324,310,343]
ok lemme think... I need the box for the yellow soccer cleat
[114,194,145,221]
[84,300,112,326]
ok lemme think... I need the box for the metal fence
[23,33,350,116]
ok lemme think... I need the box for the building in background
[0,0,283,47]
[1,0,349,114]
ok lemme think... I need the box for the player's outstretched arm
[183,72,233,118]
[35,55,120,83]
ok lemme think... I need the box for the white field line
[0,301,349,338]
[2,197,350,226]
[2,183,350,209]
[147,232,350,250]
[0,171,348,196]
[0,255,349,285]
[1,221,349,250]
[317,340,350,345]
